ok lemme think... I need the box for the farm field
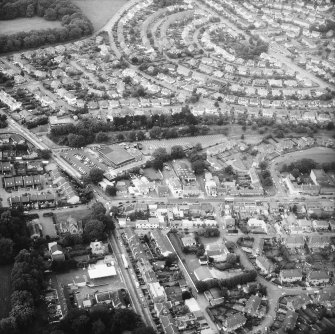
[275,147,335,170]
[0,265,12,318]
[0,17,62,35]
[73,0,127,31]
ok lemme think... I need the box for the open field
[0,17,62,35]
[0,265,12,318]
[73,0,127,31]
[275,147,335,170]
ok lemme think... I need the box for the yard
[72,0,128,31]
[0,17,62,35]
[54,208,91,226]
[39,215,57,238]
[0,265,12,318]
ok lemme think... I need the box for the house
[221,313,246,333]
[308,235,330,250]
[247,218,267,233]
[312,220,330,230]
[256,255,274,274]
[252,238,264,256]
[284,235,305,249]
[181,236,197,247]
[279,269,303,283]
[148,282,167,302]
[282,310,298,332]
[310,169,335,195]
[307,270,330,285]
[287,294,311,311]
[244,295,263,317]
[90,241,108,256]
[48,242,65,261]
[205,243,229,262]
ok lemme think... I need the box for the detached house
[221,313,246,333]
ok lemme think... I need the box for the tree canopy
[0,0,93,54]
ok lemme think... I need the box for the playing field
[275,147,335,169]
[73,0,128,31]
[0,17,62,35]
[0,265,12,318]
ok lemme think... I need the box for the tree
[165,253,177,266]
[149,126,161,139]
[259,161,268,170]
[92,319,106,334]
[84,220,105,241]
[195,280,208,293]
[171,145,185,159]
[182,290,192,300]
[88,168,104,184]
[133,327,156,334]
[105,185,117,196]
[192,160,206,175]
[91,202,106,216]
[136,131,145,141]
[128,131,137,142]
[95,132,108,142]
[0,237,14,264]
[38,149,52,159]
[111,309,141,333]
[0,317,17,334]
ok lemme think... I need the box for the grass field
[0,17,62,35]
[276,147,335,170]
[73,0,127,31]
[0,265,12,318]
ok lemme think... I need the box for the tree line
[48,108,210,147]
[0,0,93,54]
[281,158,335,176]
[50,305,155,334]
[0,248,45,334]
[0,208,31,265]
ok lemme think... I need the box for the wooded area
[0,0,93,53]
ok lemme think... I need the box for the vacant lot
[0,265,12,318]
[73,0,127,31]
[0,17,62,35]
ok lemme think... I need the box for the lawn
[72,0,128,31]
[0,17,62,35]
[0,265,12,318]
[275,147,335,170]
[54,208,91,225]
[39,215,58,238]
